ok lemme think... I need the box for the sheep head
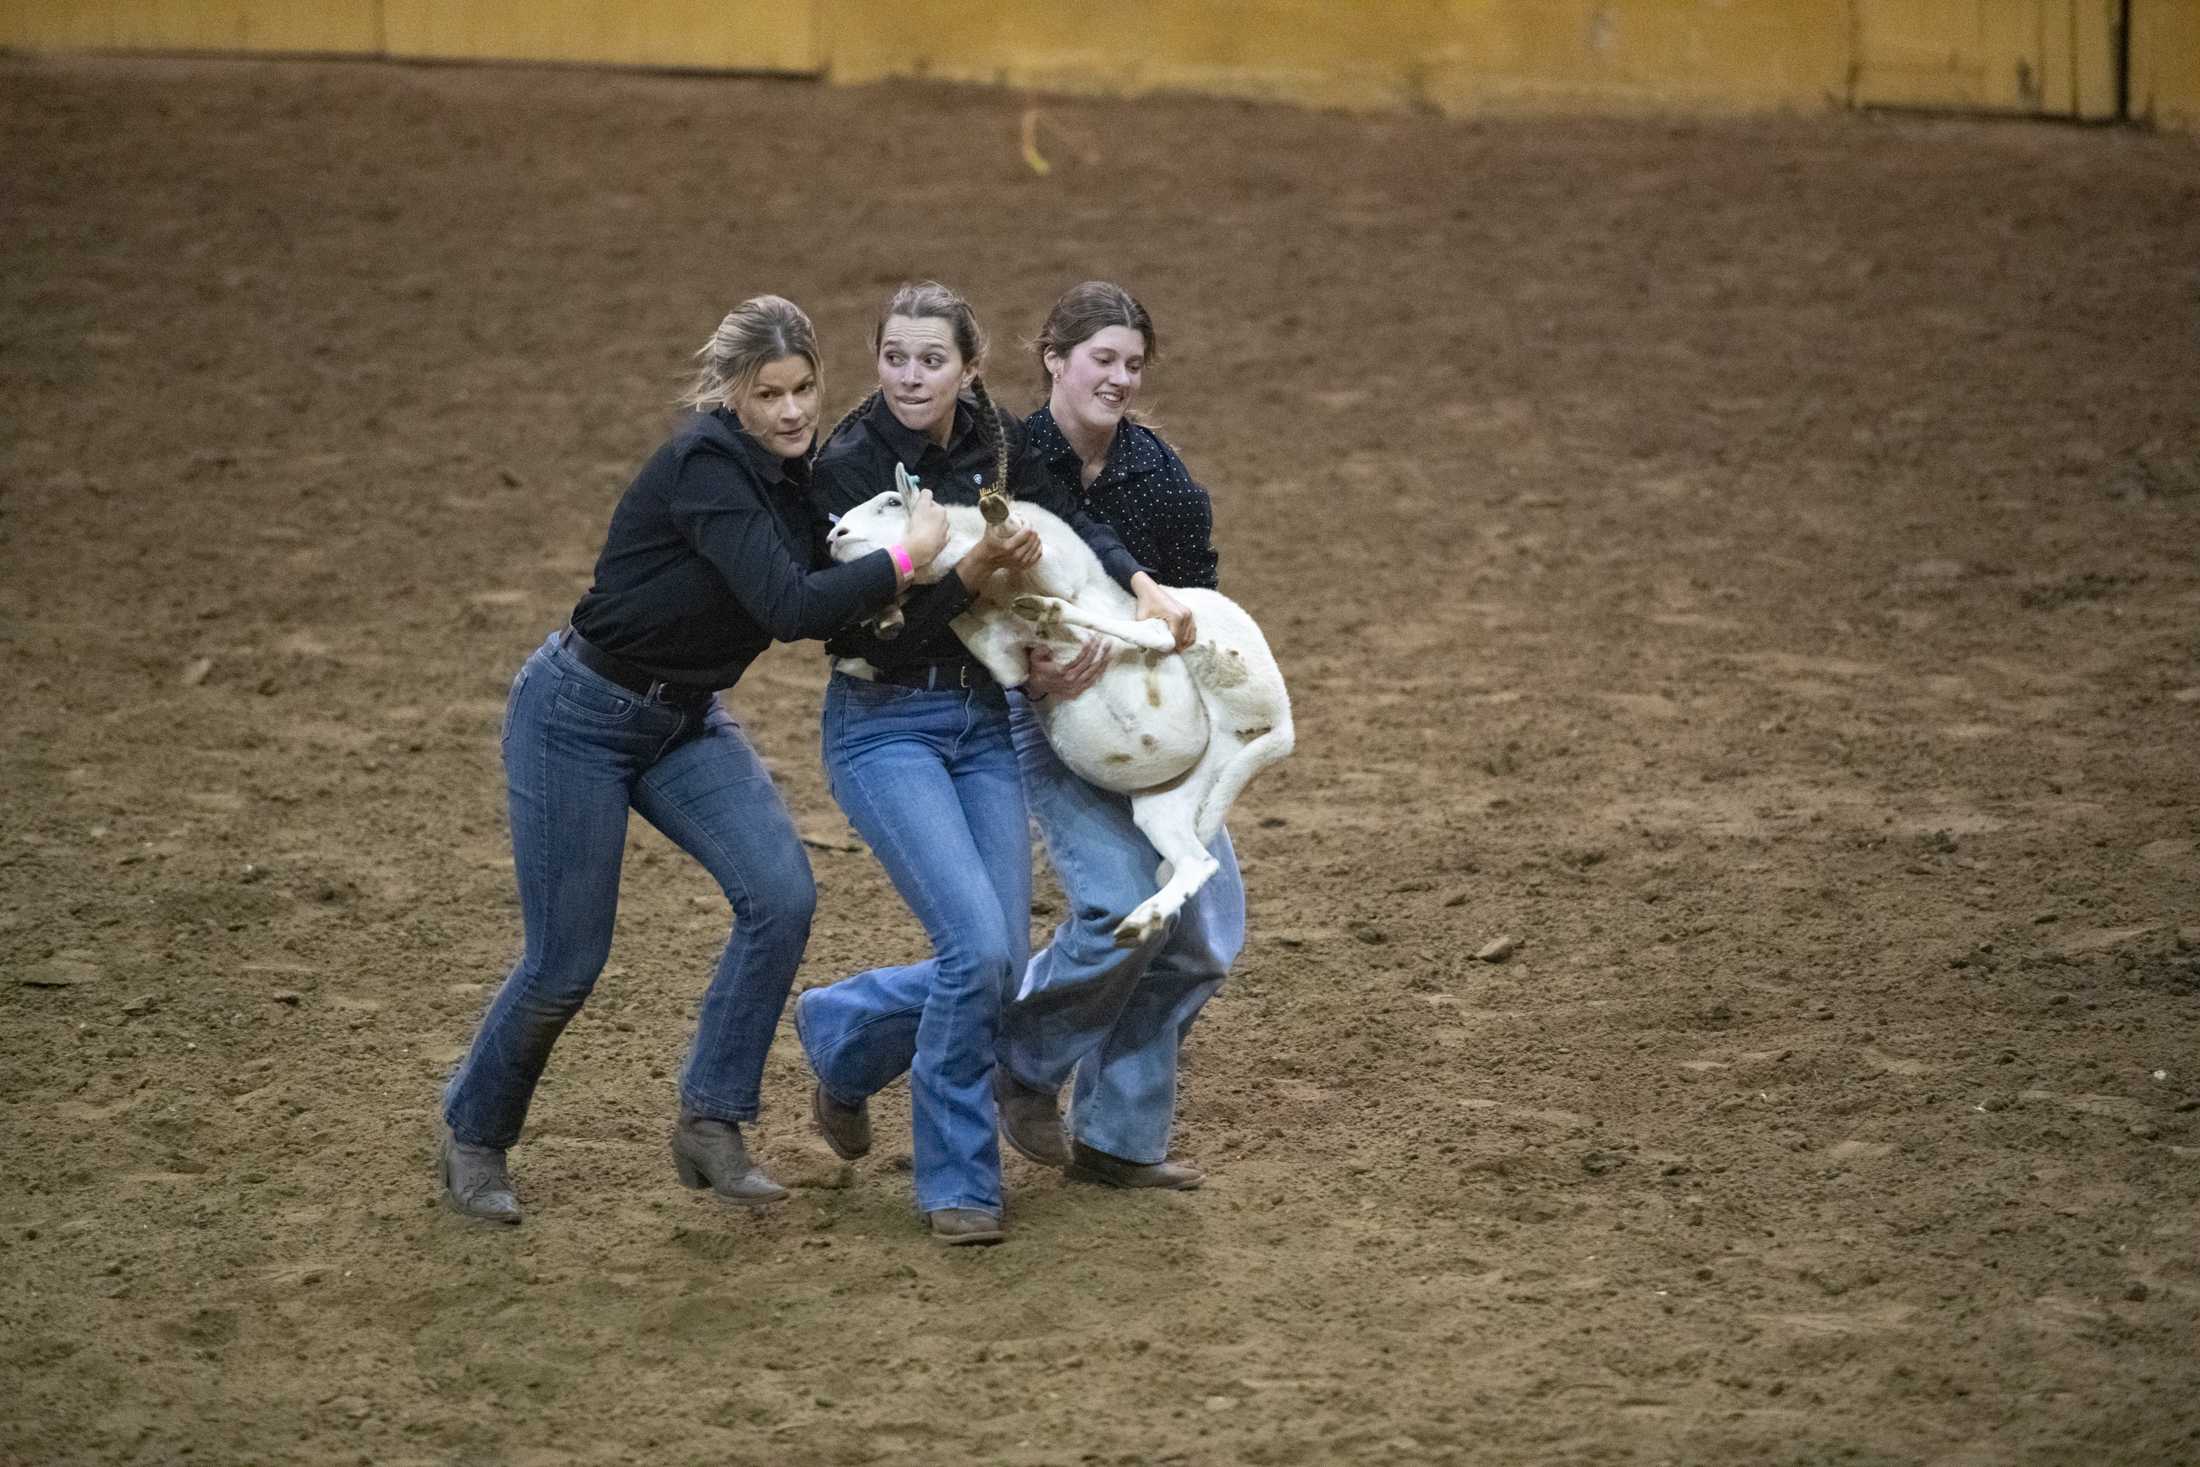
[824,464,920,565]
[826,464,969,584]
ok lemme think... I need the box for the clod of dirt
[1476,935,1519,962]
[181,657,213,686]
[271,990,303,1006]
[120,995,157,1016]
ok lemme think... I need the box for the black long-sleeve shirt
[569,407,900,688]
[1020,405,1220,591]
[809,393,1145,667]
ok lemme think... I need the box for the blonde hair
[678,295,820,411]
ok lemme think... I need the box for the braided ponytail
[821,388,880,456]
[967,375,1012,525]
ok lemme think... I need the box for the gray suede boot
[670,1112,789,1206]
[438,1124,522,1225]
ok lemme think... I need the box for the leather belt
[561,628,717,707]
[841,657,998,693]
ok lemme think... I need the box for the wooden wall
[2,1,2193,129]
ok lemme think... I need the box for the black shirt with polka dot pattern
[1019,405,1219,591]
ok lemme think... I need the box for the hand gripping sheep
[829,465,1294,947]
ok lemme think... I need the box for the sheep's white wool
[830,469,1294,947]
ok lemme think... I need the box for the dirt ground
[4,53,2199,1467]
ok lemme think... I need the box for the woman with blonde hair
[437,295,948,1224]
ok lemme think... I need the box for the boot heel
[671,1149,710,1189]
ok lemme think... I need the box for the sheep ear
[893,463,916,498]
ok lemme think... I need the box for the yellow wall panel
[822,0,1853,115]
[823,0,1453,112]
[2068,0,2120,117]
[1853,1,2118,118]
[0,0,378,51]
[381,0,819,73]
[1416,0,1853,113]
[2130,0,2200,131]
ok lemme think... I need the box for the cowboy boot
[438,1124,522,1224]
[670,1112,789,1205]
[995,1067,1070,1168]
[1066,1139,1205,1191]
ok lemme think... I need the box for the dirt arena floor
[4,52,2199,1466]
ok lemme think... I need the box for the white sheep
[828,465,1294,947]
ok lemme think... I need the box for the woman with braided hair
[792,280,1189,1244]
[436,295,949,1224]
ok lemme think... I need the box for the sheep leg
[1116,777,1222,948]
[948,610,1035,688]
[1010,595,1176,654]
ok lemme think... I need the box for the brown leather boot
[1066,1140,1205,1191]
[794,990,871,1159]
[927,1208,1005,1245]
[810,1082,872,1161]
[994,1068,1070,1168]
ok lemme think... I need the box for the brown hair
[872,279,988,371]
[676,295,819,411]
[1032,280,1157,395]
[822,280,1008,494]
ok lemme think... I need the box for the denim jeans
[796,672,1030,1214]
[443,630,816,1150]
[999,694,1246,1165]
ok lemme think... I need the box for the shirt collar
[706,406,807,485]
[1024,405,1076,473]
[864,391,976,467]
[1027,404,1134,490]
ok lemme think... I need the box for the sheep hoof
[1112,906,1166,948]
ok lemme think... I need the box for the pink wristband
[887,544,914,582]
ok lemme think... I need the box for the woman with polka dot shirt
[994,281,1244,1191]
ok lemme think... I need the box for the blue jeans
[443,631,816,1150]
[1000,695,1246,1165]
[796,672,1030,1214]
